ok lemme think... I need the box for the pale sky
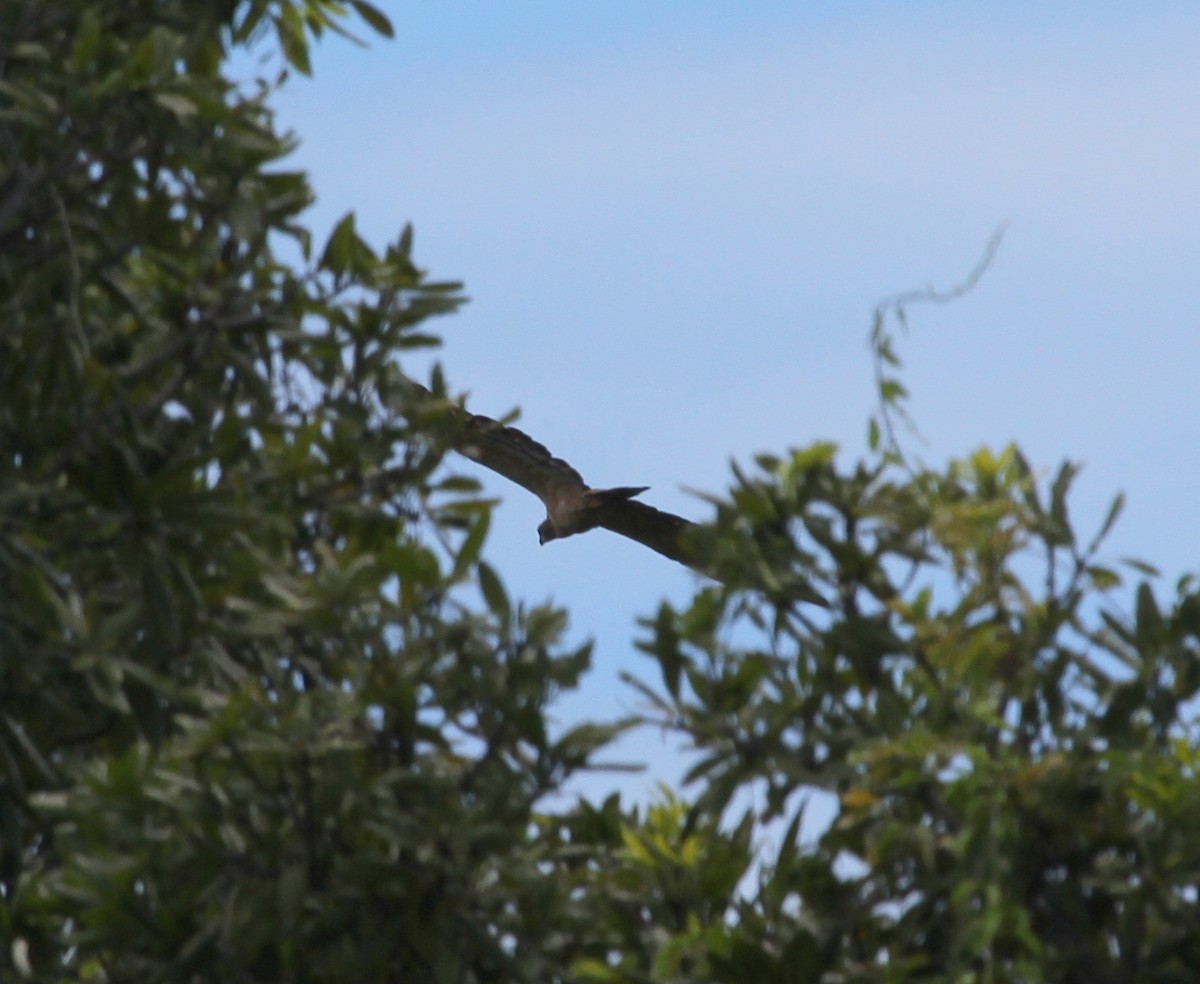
[255,3,1200,800]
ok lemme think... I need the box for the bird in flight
[398,379,825,603]
[454,408,699,570]
[397,378,697,569]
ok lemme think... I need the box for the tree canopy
[2,3,1199,982]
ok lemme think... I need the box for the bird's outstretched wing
[464,418,699,567]
[397,378,824,601]
[458,412,585,507]
[590,493,698,569]
[398,377,700,571]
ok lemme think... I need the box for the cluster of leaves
[4,4,1199,983]
[626,295,1200,981]
[0,3,622,981]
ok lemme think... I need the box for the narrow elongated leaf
[1086,490,1125,554]
[1135,581,1163,651]
[350,0,395,38]
[476,560,509,624]
[451,510,490,581]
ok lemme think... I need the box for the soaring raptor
[405,381,824,603]
[403,379,698,570]
[455,409,697,570]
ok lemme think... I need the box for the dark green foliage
[623,324,1200,981]
[0,4,613,981]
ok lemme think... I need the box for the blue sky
[255,3,1200,800]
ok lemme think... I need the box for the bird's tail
[595,485,650,502]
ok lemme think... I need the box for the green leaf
[1135,581,1163,650]
[789,442,838,471]
[321,212,359,275]
[1121,556,1160,578]
[13,42,50,61]
[397,222,414,257]
[1086,565,1121,591]
[350,0,395,38]
[477,560,510,624]
[153,91,197,118]
[644,602,683,699]
[1044,459,1078,545]
[276,5,313,76]
[1087,490,1125,554]
[451,510,490,581]
[232,2,269,44]
[554,721,630,765]
[570,957,621,982]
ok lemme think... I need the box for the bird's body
[537,485,648,543]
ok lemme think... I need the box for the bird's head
[537,518,560,545]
